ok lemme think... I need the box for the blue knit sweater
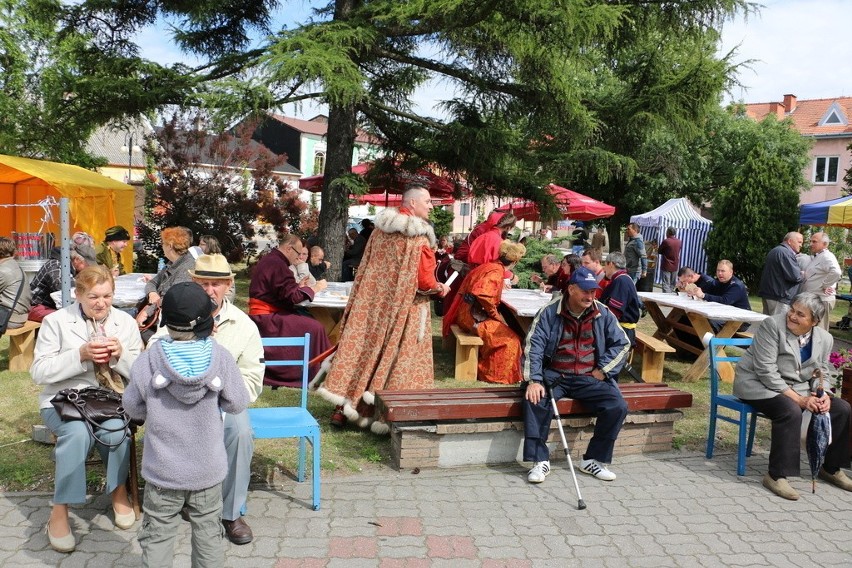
[123,339,249,490]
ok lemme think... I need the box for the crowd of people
[8,194,852,562]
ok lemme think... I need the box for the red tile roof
[268,114,379,144]
[743,96,852,137]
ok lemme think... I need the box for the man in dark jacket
[599,252,642,346]
[690,259,752,332]
[757,232,804,316]
[657,227,682,293]
[521,267,630,485]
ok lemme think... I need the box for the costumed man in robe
[443,240,527,383]
[315,186,450,432]
[248,235,331,387]
[441,210,517,337]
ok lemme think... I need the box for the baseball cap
[160,282,215,338]
[568,266,600,290]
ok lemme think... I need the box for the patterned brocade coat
[316,207,437,432]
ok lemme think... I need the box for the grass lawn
[1,283,845,493]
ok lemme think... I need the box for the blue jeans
[41,407,130,504]
[523,375,628,463]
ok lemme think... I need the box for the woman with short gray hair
[733,292,851,500]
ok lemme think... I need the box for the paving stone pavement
[2,450,851,567]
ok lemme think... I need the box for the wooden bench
[449,324,483,382]
[375,383,693,470]
[634,330,676,383]
[733,331,754,340]
[5,320,40,372]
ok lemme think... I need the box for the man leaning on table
[522,267,630,485]
[800,231,841,331]
[687,260,751,333]
[148,254,265,545]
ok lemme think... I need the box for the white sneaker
[527,461,551,483]
[579,459,616,481]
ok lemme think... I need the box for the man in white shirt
[801,232,841,330]
[149,254,264,544]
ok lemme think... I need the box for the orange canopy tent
[0,154,135,272]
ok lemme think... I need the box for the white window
[814,157,839,183]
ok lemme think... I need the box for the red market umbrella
[353,193,454,206]
[299,162,460,197]
[495,184,615,222]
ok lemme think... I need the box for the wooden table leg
[682,316,743,382]
[309,307,343,344]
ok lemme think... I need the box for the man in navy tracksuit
[521,267,631,484]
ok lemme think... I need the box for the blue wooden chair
[247,334,321,510]
[706,336,763,476]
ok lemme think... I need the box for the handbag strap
[0,265,27,329]
[68,390,130,448]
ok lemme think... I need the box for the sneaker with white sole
[579,459,616,481]
[527,461,551,483]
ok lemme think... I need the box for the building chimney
[768,102,784,119]
[783,94,797,113]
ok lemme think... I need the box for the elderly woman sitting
[733,292,852,500]
[443,240,527,384]
[31,266,144,552]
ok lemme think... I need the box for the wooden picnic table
[499,288,555,334]
[638,292,767,382]
[306,281,352,344]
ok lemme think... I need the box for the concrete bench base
[390,410,684,470]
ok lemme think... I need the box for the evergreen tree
[704,115,811,288]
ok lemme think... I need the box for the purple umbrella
[806,370,832,493]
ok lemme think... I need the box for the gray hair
[813,232,830,244]
[167,329,197,341]
[541,254,558,266]
[784,231,802,243]
[606,251,627,269]
[792,292,825,324]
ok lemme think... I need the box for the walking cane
[545,383,587,510]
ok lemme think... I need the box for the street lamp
[121,133,141,183]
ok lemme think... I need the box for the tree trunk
[318,102,357,281]
[317,0,359,281]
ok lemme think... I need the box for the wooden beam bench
[375,383,693,470]
[5,320,40,372]
[449,324,483,381]
[634,330,676,383]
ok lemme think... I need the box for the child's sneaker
[579,459,616,481]
[527,461,551,483]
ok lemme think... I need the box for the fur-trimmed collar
[374,208,436,248]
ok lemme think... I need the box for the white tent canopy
[630,198,713,282]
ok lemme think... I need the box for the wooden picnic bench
[374,383,693,470]
[449,324,483,381]
[633,330,676,383]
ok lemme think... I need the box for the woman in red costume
[441,211,516,337]
[444,241,526,384]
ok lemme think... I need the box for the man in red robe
[248,235,331,387]
[316,186,449,432]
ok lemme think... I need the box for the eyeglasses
[287,245,304,255]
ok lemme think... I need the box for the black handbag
[50,387,131,447]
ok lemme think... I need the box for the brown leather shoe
[762,474,799,500]
[222,517,253,545]
[818,468,852,491]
